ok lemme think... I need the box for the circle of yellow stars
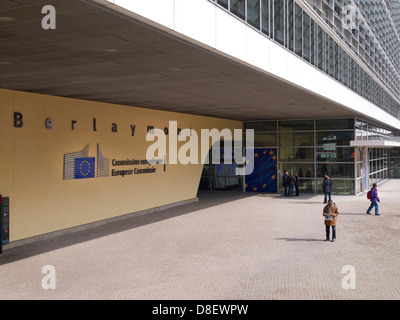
[79,159,91,177]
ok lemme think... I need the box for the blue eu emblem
[74,157,95,179]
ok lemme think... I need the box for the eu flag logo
[74,157,95,179]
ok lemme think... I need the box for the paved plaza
[1,180,400,300]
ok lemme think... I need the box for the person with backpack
[366,183,380,216]
[322,175,333,203]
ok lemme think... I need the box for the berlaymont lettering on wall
[12,111,255,179]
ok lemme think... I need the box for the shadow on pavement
[274,237,325,242]
[0,190,252,265]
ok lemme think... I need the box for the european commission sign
[64,144,110,181]
[63,144,162,180]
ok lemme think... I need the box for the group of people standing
[282,171,300,197]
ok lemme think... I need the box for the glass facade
[368,148,389,186]
[390,148,400,178]
[199,117,400,194]
[306,0,400,105]
[354,118,400,193]
[209,0,400,120]
[244,118,357,195]
[355,119,398,141]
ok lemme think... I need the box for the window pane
[261,0,270,35]
[247,0,261,29]
[332,180,355,195]
[317,26,324,70]
[328,37,334,77]
[279,119,314,131]
[370,160,376,173]
[303,12,310,62]
[310,19,315,65]
[254,133,277,147]
[199,177,211,190]
[230,0,245,20]
[202,164,210,176]
[298,179,315,193]
[317,118,355,129]
[391,148,400,157]
[356,129,364,141]
[357,178,363,194]
[279,163,314,177]
[342,53,349,86]
[316,131,355,146]
[390,166,400,178]
[212,163,237,176]
[317,163,354,178]
[324,29,330,73]
[217,0,229,9]
[316,147,355,162]
[335,43,340,81]
[279,178,315,193]
[245,121,277,132]
[294,3,302,57]
[317,179,355,195]
[279,147,314,162]
[287,0,294,51]
[279,132,314,146]
[274,0,285,45]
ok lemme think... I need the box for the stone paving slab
[1,180,399,300]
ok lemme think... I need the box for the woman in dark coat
[322,175,333,203]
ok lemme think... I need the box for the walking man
[323,199,339,242]
[366,183,380,216]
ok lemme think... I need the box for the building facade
[199,0,400,194]
[1,0,400,247]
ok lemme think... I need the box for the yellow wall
[0,89,242,241]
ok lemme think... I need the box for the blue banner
[245,148,277,192]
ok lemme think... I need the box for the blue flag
[245,148,277,193]
[74,157,95,179]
